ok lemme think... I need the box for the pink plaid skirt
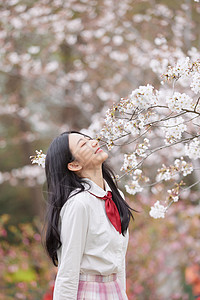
[77,273,128,300]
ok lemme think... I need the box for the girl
[44,131,137,299]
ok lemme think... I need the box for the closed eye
[79,136,92,147]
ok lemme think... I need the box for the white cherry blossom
[163,57,192,81]
[163,117,187,144]
[120,153,137,172]
[130,84,158,110]
[166,92,194,113]
[185,138,200,160]
[135,138,150,157]
[123,120,140,136]
[125,180,143,195]
[174,158,193,176]
[149,201,167,219]
[30,150,46,168]
[190,72,200,94]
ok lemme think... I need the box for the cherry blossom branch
[166,179,200,211]
[117,133,200,180]
[194,96,200,112]
[138,164,200,192]
[181,108,200,116]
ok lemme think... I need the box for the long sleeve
[117,255,126,291]
[53,196,89,300]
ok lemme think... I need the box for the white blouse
[53,178,129,300]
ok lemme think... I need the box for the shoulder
[60,190,90,219]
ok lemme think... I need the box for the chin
[99,151,108,162]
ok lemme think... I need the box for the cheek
[75,147,94,164]
[92,151,108,164]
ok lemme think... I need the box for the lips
[94,147,102,154]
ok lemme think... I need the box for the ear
[67,161,82,172]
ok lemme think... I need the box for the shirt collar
[82,178,111,197]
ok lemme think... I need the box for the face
[68,133,108,172]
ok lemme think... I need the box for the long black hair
[43,130,138,266]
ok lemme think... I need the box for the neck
[80,166,105,190]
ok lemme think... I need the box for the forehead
[68,133,86,151]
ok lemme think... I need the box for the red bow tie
[89,191,122,234]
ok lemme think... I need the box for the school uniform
[53,178,129,300]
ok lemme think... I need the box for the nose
[91,139,98,147]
